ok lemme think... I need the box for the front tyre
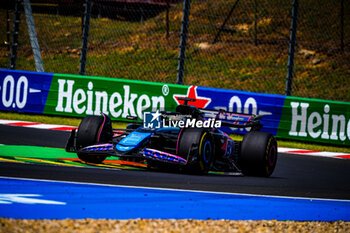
[239,131,277,177]
[76,115,112,164]
[178,128,215,174]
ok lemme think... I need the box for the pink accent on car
[97,114,106,142]
[221,138,228,150]
[144,148,187,163]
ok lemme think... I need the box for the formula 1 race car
[66,98,277,177]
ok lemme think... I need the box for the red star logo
[173,86,211,109]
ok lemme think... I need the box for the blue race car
[66,98,277,176]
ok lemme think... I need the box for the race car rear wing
[174,97,262,130]
[201,109,263,130]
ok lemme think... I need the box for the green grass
[1,112,349,153]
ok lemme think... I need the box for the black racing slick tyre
[239,131,277,177]
[178,128,215,174]
[76,115,112,164]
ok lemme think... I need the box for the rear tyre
[178,128,215,174]
[239,131,277,177]
[76,115,112,163]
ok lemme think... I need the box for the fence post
[6,10,11,51]
[285,0,299,96]
[176,0,191,85]
[23,0,44,72]
[213,0,239,44]
[9,0,22,70]
[340,0,344,52]
[79,0,92,76]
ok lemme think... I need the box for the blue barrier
[0,69,53,113]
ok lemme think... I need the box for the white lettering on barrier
[289,102,309,137]
[94,91,108,115]
[228,96,242,113]
[73,89,86,114]
[86,82,94,115]
[289,101,349,142]
[137,94,151,119]
[122,85,137,118]
[307,112,322,138]
[0,75,35,110]
[151,96,165,112]
[2,75,15,108]
[109,92,122,118]
[16,76,28,109]
[331,115,346,141]
[55,79,165,119]
[244,97,257,115]
[55,79,74,113]
[321,104,330,139]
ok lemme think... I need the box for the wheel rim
[202,140,212,164]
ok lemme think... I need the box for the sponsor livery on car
[66,97,278,176]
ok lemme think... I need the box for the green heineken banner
[278,97,350,146]
[44,73,188,120]
[1,69,349,146]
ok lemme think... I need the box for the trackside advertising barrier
[0,69,349,146]
[278,97,350,146]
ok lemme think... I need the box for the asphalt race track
[1,124,350,201]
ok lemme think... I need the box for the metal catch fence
[0,0,349,101]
